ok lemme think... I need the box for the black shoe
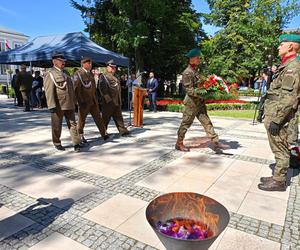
[121,131,130,137]
[55,145,65,151]
[74,144,81,152]
[23,109,30,112]
[103,134,110,141]
[260,176,273,183]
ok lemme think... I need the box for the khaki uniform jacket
[44,67,76,110]
[73,68,97,106]
[264,57,300,125]
[98,72,121,107]
[16,71,33,92]
[182,65,204,108]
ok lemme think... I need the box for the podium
[133,87,147,127]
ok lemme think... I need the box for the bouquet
[197,75,229,94]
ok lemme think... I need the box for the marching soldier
[97,60,130,136]
[73,57,109,143]
[16,64,33,112]
[44,53,81,152]
[258,33,300,191]
[175,48,222,153]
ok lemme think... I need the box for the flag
[5,40,11,50]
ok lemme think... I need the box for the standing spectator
[16,65,33,112]
[146,71,158,112]
[170,80,176,96]
[97,60,130,136]
[127,73,139,108]
[178,80,185,97]
[91,68,99,84]
[44,53,81,152]
[256,70,268,122]
[32,71,43,109]
[11,69,23,106]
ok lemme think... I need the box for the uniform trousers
[51,109,80,146]
[102,103,128,134]
[21,90,31,111]
[78,104,106,137]
[177,103,219,142]
[264,116,290,182]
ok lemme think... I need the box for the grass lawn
[208,109,256,119]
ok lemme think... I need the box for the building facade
[0,26,29,83]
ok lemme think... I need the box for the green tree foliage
[201,0,300,83]
[70,0,204,79]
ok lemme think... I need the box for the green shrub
[238,89,260,97]
[166,102,256,112]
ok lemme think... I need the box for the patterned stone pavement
[0,96,299,250]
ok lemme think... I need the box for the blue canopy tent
[0,32,129,68]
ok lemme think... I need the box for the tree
[200,0,300,83]
[70,0,205,80]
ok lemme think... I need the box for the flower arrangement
[197,75,230,95]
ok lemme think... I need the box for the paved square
[0,96,299,249]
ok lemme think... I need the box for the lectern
[133,87,147,127]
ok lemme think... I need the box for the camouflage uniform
[264,56,300,182]
[177,65,219,143]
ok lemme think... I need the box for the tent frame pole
[127,66,132,127]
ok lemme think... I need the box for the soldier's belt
[266,94,279,101]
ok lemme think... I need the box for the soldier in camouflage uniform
[175,48,222,153]
[258,33,300,191]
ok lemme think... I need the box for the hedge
[166,103,256,112]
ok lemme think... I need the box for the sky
[0,0,299,39]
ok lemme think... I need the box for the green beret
[279,33,300,43]
[186,48,200,58]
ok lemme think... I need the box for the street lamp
[85,10,95,39]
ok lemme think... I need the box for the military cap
[186,48,200,58]
[279,33,300,43]
[52,52,66,61]
[106,59,117,67]
[81,57,92,63]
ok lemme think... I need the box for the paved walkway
[0,96,299,250]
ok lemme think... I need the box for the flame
[150,193,220,238]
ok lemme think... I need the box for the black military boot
[212,142,223,154]
[175,140,190,152]
[74,144,81,152]
[258,179,286,191]
[260,176,273,183]
[55,145,65,151]
[80,134,88,144]
[103,134,110,141]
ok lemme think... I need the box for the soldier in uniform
[258,33,300,191]
[175,48,222,153]
[16,65,33,111]
[97,60,130,136]
[44,53,81,152]
[73,57,109,143]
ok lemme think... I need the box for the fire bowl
[146,192,230,250]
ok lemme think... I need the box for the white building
[0,26,29,83]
